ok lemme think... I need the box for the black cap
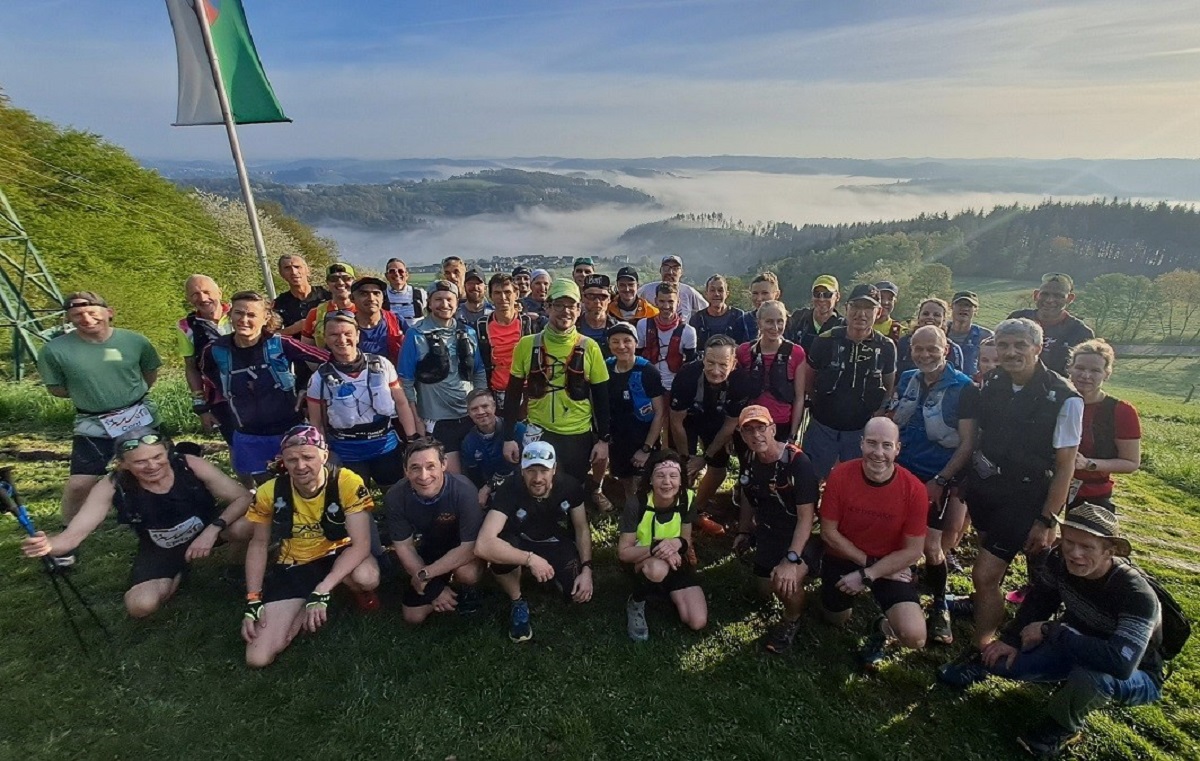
[874,280,899,295]
[847,284,881,306]
[430,280,460,297]
[952,290,980,306]
[350,276,387,294]
[616,266,639,282]
[583,274,611,291]
[465,269,485,284]
[606,322,637,340]
[511,266,531,278]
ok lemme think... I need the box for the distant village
[410,254,633,274]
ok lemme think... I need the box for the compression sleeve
[591,379,611,438]
[502,374,524,440]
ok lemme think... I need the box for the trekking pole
[0,471,111,651]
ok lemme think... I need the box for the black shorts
[683,423,731,468]
[819,554,920,615]
[1069,492,1114,512]
[129,535,190,587]
[609,431,654,479]
[342,447,405,489]
[70,435,115,476]
[964,474,1048,564]
[659,564,701,593]
[431,416,473,454]
[539,430,594,483]
[401,542,457,608]
[263,552,341,604]
[753,530,823,579]
[490,535,580,599]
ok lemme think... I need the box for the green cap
[548,279,581,303]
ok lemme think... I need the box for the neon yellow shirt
[510,329,609,435]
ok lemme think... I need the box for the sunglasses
[812,290,834,299]
[119,433,163,452]
[386,268,406,275]
[583,292,610,301]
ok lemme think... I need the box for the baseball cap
[1040,272,1075,292]
[465,268,485,284]
[521,440,556,470]
[511,266,532,278]
[616,266,639,282]
[430,280,460,297]
[606,322,637,340]
[63,290,108,310]
[952,290,980,306]
[350,276,387,294]
[661,255,683,267]
[548,279,581,303]
[326,262,356,279]
[847,284,881,306]
[812,275,839,293]
[530,268,551,282]
[583,274,611,291]
[738,405,773,428]
[1061,503,1131,557]
[573,257,595,267]
[874,280,899,295]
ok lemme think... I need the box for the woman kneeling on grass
[242,424,380,668]
[618,450,707,641]
[21,427,254,618]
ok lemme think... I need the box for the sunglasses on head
[119,433,163,452]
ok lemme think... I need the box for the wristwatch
[639,444,653,454]
[1034,513,1059,529]
[417,568,430,582]
[933,474,950,487]
[1085,459,1098,471]
[785,550,804,565]
[858,568,873,587]
[598,433,613,443]
[210,517,228,531]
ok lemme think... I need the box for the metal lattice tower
[0,187,65,380]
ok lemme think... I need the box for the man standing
[959,317,1082,649]
[202,291,329,482]
[636,255,708,322]
[350,277,405,365]
[385,437,485,624]
[273,254,329,337]
[522,269,551,317]
[786,274,845,353]
[609,266,658,322]
[476,273,541,409]
[730,406,820,654]
[1008,273,1095,375]
[511,266,532,300]
[939,504,1165,758]
[946,290,994,377]
[177,275,234,444]
[571,257,596,288]
[888,326,977,645]
[636,283,698,397]
[38,291,162,529]
[440,256,467,294]
[803,284,898,479]
[301,263,357,349]
[384,258,426,326]
[501,279,611,485]
[475,441,594,643]
[874,281,905,342]
[396,280,487,473]
[577,274,621,355]
[819,417,928,669]
[456,269,493,324]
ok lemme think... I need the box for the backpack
[268,466,350,548]
[525,333,588,401]
[607,355,655,423]
[315,354,395,437]
[415,321,475,384]
[642,321,687,373]
[208,335,296,425]
[746,340,796,404]
[476,312,539,376]
[1134,565,1192,663]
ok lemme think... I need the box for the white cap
[521,441,556,470]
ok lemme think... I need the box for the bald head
[185,274,222,315]
[863,416,899,444]
[911,324,946,348]
[861,415,900,480]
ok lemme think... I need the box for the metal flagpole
[191,0,277,299]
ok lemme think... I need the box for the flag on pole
[166,0,290,125]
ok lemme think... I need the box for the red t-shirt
[486,317,524,391]
[736,341,806,426]
[1074,398,1141,499]
[821,460,927,559]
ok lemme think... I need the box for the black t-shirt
[1007,309,1095,375]
[384,473,483,553]
[608,361,665,439]
[274,286,331,329]
[491,474,586,542]
[669,361,753,433]
[738,445,820,534]
[806,327,897,431]
[690,307,744,348]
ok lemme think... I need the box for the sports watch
[210,517,229,531]
[785,550,803,565]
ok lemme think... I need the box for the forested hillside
[0,96,334,362]
[183,169,658,229]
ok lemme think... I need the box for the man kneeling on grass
[938,504,1167,758]
[22,427,253,619]
[384,437,485,624]
[819,416,928,670]
[242,425,380,668]
[475,441,594,643]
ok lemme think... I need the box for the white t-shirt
[636,282,709,322]
[636,319,698,392]
[1010,384,1084,450]
[307,357,400,431]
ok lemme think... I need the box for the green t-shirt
[510,329,609,435]
[38,329,162,431]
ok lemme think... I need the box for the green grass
[0,372,1198,760]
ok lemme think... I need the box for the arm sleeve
[503,374,524,439]
[281,335,330,364]
[591,380,611,438]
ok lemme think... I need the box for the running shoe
[1016,719,1082,758]
[457,586,482,615]
[351,589,381,613]
[937,650,989,689]
[928,607,954,646]
[1006,585,1029,606]
[509,598,533,643]
[696,514,726,537]
[592,490,614,513]
[626,596,649,642]
[764,618,801,654]
[945,594,975,620]
[857,616,890,671]
[50,552,77,571]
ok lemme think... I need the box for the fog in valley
[320,170,1101,269]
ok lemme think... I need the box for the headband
[652,459,683,477]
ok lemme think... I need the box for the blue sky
[2,0,1198,160]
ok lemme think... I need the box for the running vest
[891,369,970,449]
[635,505,684,547]
[607,355,655,423]
[312,302,353,348]
[525,332,589,401]
[268,466,349,548]
[689,369,731,417]
[746,340,796,405]
[976,364,1078,477]
[1088,396,1120,460]
[414,320,475,384]
[643,320,687,373]
[208,334,296,415]
[180,310,228,358]
[314,354,396,439]
[476,312,539,371]
[739,443,803,520]
[112,453,215,529]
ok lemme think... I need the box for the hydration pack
[268,466,350,548]
[315,354,396,439]
[607,355,655,423]
[745,340,796,404]
[415,321,475,384]
[525,333,589,401]
[642,321,687,373]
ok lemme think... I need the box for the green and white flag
[166,0,290,125]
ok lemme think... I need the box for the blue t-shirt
[461,418,526,488]
[358,319,401,365]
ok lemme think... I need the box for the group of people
[23,253,1175,758]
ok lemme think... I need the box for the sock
[927,562,949,607]
[632,575,651,603]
